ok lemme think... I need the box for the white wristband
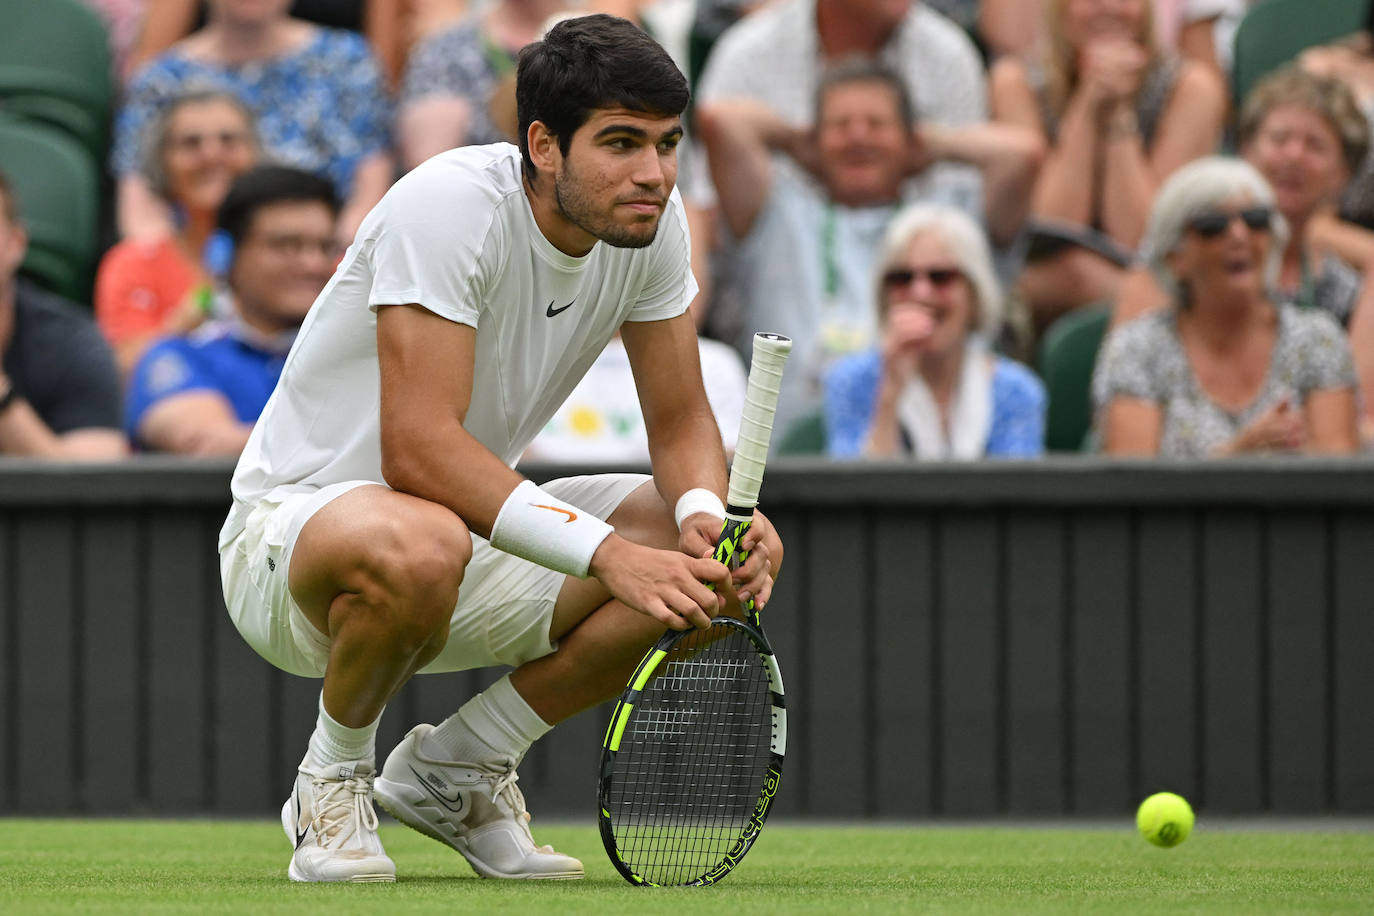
[674,487,726,530]
[490,480,613,578]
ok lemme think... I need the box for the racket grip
[727,333,792,511]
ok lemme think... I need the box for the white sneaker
[374,724,583,880]
[281,759,396,883]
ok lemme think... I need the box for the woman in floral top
[112,0,394,247]
[1094,156,1358,457]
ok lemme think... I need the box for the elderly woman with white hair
[824,204,1047,459]
[1094,156,1358,457]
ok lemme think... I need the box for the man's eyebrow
[593,123,684,143]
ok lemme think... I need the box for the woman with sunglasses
[824,204,1046,459]
[1094,156,1358,457]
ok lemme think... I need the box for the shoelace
[488,758,535,830]
[479,759,555,853]
[489,759,523,812]
[310,774,378,849]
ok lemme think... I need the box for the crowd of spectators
[6,0,1374,463]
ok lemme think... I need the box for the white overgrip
[726,333,793,510]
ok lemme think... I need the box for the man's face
[816,81,909,207]
[550,108,683,251]
[229,200,337,330]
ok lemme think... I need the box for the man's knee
[361,509,470,623]
[297,497,472,641]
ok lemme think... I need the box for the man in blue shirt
[126,166,339,454]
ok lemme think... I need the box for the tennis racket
[598,331,792,887]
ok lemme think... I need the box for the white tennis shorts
[219,473,650,678]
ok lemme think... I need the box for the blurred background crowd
[4,0,1374,463]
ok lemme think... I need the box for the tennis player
[217,14,782,884]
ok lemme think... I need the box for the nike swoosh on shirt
[545,299,575,317]
[532,504,577,522]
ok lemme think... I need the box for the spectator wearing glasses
[125,166,339,456]
[1094,157,1358,458]
[112,0,393,250]
[95,89,260,378]
[697,58,1041,445]
[991,0,1225,334]
[824,203,1045,459]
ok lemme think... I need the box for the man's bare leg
[371,480,688,880]
[276,484,471,883]
[289,485,472,726]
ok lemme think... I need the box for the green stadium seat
[1232,0,1371,107]
[0,115,100,304]
[1036,303,1111,453]
[0,0,114,162]
[777,409,828,455]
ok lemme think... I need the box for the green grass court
[4,818,1372,913]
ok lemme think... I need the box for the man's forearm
[645,404,730,513]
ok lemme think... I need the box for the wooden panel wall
[2,459,1372,818]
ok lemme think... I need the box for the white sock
[423,673,551,766]
[305,693,380,768]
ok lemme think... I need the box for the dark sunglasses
[882,266,964,290]
[1186,207,1272,238]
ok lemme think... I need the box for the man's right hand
[588,533,728,630]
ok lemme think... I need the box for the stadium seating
[0,0,114,162]
[0,114,100,304]
[777,409,827,455]
[1036,303,1111,452]
[1232,0,1372,106]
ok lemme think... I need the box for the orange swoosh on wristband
[532,504,577,522]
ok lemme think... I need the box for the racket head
[598,616,787,887]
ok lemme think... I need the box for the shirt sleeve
[365,169,495,328]
[124,338,218,438]
[400,24,466,101]
[319,32,394,191]
[625,189,696,322]
[1289,309,1357,395]
[336,33,393,156]
[1091,316,1166,408]
[824,351,878,458]
[93,241,191,345]
[986,359,1047,457]
[110,60,182,176]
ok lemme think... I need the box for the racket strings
[607,627,774,885]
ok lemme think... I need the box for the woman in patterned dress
[112,0,394,248]
[1093,156,1358,458]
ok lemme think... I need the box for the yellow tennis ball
[1137,792,1194,848]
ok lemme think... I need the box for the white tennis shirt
[223,143,696,541]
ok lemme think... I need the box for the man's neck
[816,0,900,58]
[522,173,597,257]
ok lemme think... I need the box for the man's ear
[526,120,560,176]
